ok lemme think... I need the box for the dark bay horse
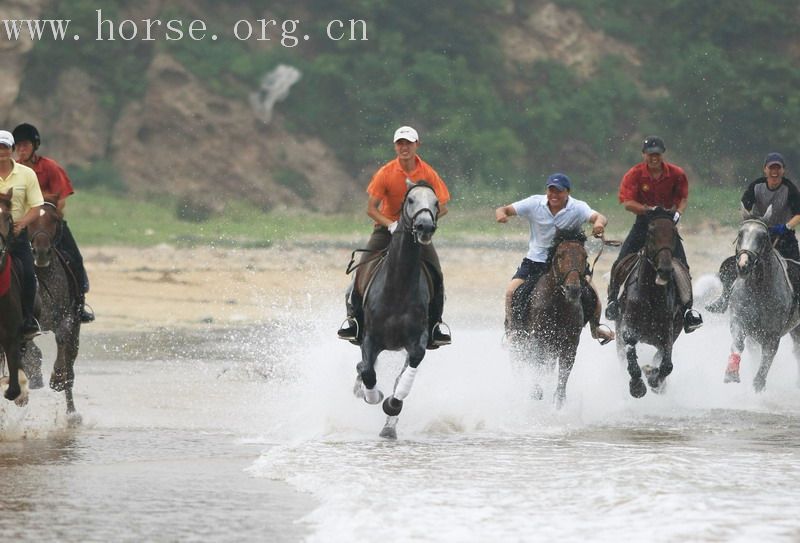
[0,190,27,405]
[352,181,439,439]
[507,230,591,408]
[614,208,687,398]
[724,213,800,391]
[24,196,82,422]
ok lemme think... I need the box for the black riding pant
[58,220,89,294]
[350,225,445,323]
[10,231,35,321]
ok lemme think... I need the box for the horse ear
[740,202,753,220]
[762,204,774,222]
[405,178,414,189]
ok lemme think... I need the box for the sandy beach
[82,226,736,334]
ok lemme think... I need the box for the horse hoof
[642,365,661,389]
[531,384,544,401]
[723,371,740,384]
[753,378,766,393]
[363,387,384,405]
[629,378,647,398]
[3,385,21,402]
[67,411,83,427]
[379,425,397,440]
[382,396,403,416]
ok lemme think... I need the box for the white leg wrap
[394,366,418,401]
[363,385,382,404]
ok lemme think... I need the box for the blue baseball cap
[546,173,571,191]
[764,152,785,167]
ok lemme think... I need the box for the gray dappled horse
[614,208,685,398]
[724,208,800,391]
[353,181,439,439]
[24,197,82,422]
[0,190,27,404]
[507,230,590,409]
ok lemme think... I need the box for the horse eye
[408,197,414,204]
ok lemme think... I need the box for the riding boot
[683,306,704,333]
[76,291,95,323]
[705,256,737,313]
[427,280,451,349]
[20,274,40,340]
[583,281,615,345]
[337,289,363,345]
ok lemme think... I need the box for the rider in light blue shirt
[496,173,614,344]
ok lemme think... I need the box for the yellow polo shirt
[0,160,44,221]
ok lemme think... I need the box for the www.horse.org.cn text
[1,10,369,47]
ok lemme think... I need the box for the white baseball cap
[0,131,14,147]
[393,126,419,143]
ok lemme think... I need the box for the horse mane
[546,229,587,266]
[646,207,675,221]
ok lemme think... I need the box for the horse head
[644,208,677,286]
[547,229,587,303]
[0,190,13,267]
[400,179,439,245]
[28,194,62,268]
[736,219,771,276]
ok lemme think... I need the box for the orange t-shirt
[366,156,450,222]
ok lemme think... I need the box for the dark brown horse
[0,190,27,405]
[613,209,685,397]
[508,230,590,408]
[24,195,82,422]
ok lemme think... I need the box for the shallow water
[2,280,800,542]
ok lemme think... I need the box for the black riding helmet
[12,123,40,150]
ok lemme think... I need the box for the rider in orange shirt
[337,126,451,348]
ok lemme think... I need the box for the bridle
[644,217,676,272]
[550,240,586,294]
[0,207,12,268]
[29,201,62,249]
[735,219,770,269]
[400,183,439,238]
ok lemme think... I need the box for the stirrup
[337,317,360,345]
[22,318,41,340]
[429,321,452,348]
[592,323,615,346]
[79,303,95,323]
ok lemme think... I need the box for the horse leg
[63,332,82,424]
[625,337,647,398]
[791,327,800,389]
[3,338,23,402]
[355,338,383,405]
[645,343,673,394]
[753,338,779,393]
[380,346,426,439]
[21,339,43,389]
[725,328,745,384]
[553,342,578,409]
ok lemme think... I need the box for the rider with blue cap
[496,172,615,344]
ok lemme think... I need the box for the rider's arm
[587,211,607,236]
[366,195,394,228]
[622,200,653,215]
[675,197,688,215]
[14,206,41,235]
[495,204,517,223]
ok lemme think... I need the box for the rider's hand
[769,223,790,236]
[592,224,605,238]
[673,211,681,224]
[388,221,398,234]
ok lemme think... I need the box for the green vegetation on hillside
[22,0,800,197]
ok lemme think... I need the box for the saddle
[350,250,435,309]
[614,252,692,306]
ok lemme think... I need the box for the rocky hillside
[2,0,797,210]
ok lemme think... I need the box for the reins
[345,248,388,275]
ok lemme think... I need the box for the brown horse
[0,190,27,404]
[24,195,82,422]
[508,230,591,408]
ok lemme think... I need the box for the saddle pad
[671,258,693,306]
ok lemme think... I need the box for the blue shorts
[512,258,548,281]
